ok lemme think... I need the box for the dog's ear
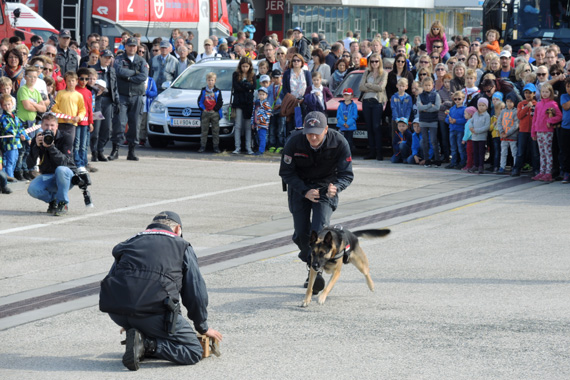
[310,230,319,245]
[324,231,333,246]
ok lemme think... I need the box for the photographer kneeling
[27,113,77,216]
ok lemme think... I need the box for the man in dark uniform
[99,211,223,371]
[279,111,354,290]
[91,49,120,162]
[55,29,78,75]
[112,38,149,161]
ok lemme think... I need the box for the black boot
[97,152,108,162]
[122,329,145,371]
[91,152,98,162]
[127,144,139,161]
[108,144,119,161]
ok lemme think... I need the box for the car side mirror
[162,81,171,90]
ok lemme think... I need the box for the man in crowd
[326,42,342,69]
[195,39,221,62]
[56,29,79,75]
[151,40,178,93]
[292,27,310,63]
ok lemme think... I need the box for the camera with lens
[71,171,94,207]
[42,129,55,145]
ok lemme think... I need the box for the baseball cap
[59,29,71,38]
[259,74,271,83]
[159,40,170,48]
[101,49,114,57]
[271,69,282,78]
[499,50,511,58]
[125,38,138,46]
[293,27,304,34]
[49,35,58,44]
[258,87,268,94]
[523,83,537,92]
[342,88,353,95]
[396,117,408,124]
[302,111,327,134]
[227,36,236,44]
[152,211,182,228]
[518,48,529,55]
[95,79,107,91]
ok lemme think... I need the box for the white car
[148,59,255,148]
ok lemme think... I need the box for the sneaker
[232,149,240,154]
[86,164,98,173]
[424,160,432,168]
[7,176,16,182]
[522,164,532,173]
[138,139,146,147]
[275,147,283,154]
[47,200,57,214]
[268,147,276,153]
[14,171,24,181]
[511,170,520,177]
[445,164,455,169]
[531,173,544,181]
[478,166,484,174]
[461,166,470,171]
[247,150,254,155]
[77,166,88,173]
[254,151,264,156]
[542,173,554,182]
[1,186,12,194]
[122,328,146,371]
[198,146,205,153]
[433,160,441,167]
[562,173,570,184]
[468,166,477,173]
[213,146,221,153]
[23,171,34,180]
[53,201,68,216]
[492,168,499,174]
[498,168,505,174]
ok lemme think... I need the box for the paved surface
[1,147,570,379]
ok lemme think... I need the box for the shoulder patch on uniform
[346,156,352,162]
[284,155,292,164]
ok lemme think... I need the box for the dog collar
[330,244,351,264]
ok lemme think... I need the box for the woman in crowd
[331,58,350,92]
[450,62,467,93]
[231,57,256,155]
[0,49,25,96]
[466,52,484,84]
[387,53,414,99]
[308,48,331,87]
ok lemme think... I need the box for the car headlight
[150,100,166,113]
[222,104,230,120]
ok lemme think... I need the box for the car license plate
[354,130,368,139]
[171,118,200,127]
[327,117,337,124]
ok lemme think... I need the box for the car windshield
[172,65,234,91]
[334,72,362,98]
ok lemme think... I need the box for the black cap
[49,35,58,43]
[125,38,138,46]
[59,29,71,38]
[271,69,282,78]
[101,49,114,57]
[152,211,182,228]
[303,111,327,134]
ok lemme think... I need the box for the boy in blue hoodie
[390,78,413,138]
[197,72,223,153]
[336,87,358,153]
[445,91,467,169]
[391,117,412,163]
[408,118,433,164]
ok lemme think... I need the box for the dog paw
[301,300,310,307]
[317,295,327,305]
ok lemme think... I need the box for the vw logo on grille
[182,107,192,117]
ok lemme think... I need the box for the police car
[147,59,256,148]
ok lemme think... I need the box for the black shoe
[91,153,98,162]
[122,329,146,371]
[97,152,108,162]
[47,200,57,214]
[511,170,520,177]
[1,186,12,194]
[23,172,34,180]
[127,144,139,161]
[376,155,384,161]
[53,201,68,216]
[213,146,221,153]
[424,160,432,168]
[198,146,206,153]
[364,153,376,160]
[14,171,24,181]
[445,164,455,169]
[108,144,119,161]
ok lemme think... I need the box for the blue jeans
[74,125,90,168]
[15,143,30,174]
[362,99,383,156]
[257,128,268,152]
[438,120,450,160]
[391,142,410,163]
[407,147,426,164]
[492,137,500,169]
[449,129,466,166]
[3,149,19,177]
[27,166,74,204]
[269,114,286,148]
[513,132,539,173]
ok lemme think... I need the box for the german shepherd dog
[301,226,391,307]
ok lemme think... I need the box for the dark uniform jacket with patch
[279,129,354,197]
[99,223,209,334]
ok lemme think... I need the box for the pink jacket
[532,99,562,138]
[426,33,449,58]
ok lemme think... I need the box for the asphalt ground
[1,144,570,379]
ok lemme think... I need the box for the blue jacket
[445,105,467,132]
[390,92,413,121]
[411,131,434,159]
[267,84,284,115]
[392,129,412,156]
[336,101,357,131]
[197,86,224,119]
[145,77,158,111]
[462,119,473,141]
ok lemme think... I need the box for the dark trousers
[513,132,539,173]
[91,97,115,153]
[473,140,486,168]
[58,123,76,142]
[492,137,500,169]
[362,99,383,156]
[438,120,450,161]
[341,130,354,152]
[558,127,570,173]
[288,188,337,263]
[109,313,203,365]
[114,95,143,144]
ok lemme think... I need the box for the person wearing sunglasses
[358,53,388,160]
[387,53,414,104]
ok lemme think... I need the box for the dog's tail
[353,229,391,239]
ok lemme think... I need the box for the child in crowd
[52,71,86,140]
[0,154,11,194]
[0,93,29,179]
[469,98,491,174]
[391,117,412,163]
[437,74,453,162]
[462,106,477,171]
[256,61,269,87]
[391,78,413,138]
[267,69,285,153]
[409,118,432,165]
[463,69,479,106]
[256,75,271,101]
[251,87,271,155]
[426,20,449,59]
[337,87,357,153]
[513,83,538,177]
[197,72,223,153]
[445,91,467,169]
[497,93,519,173]
[303,72,332,114]
[0,77,16,112]
[43,76,56,112]
[559,77,570,183]
[74,68,94,172]
[490,93,504,172]
[411,80,422,122]
[481,29,501,54]
[417,77,441,166]
[531,83,562,182]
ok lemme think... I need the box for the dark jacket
[231,71,255,118]
[99,223,210,334]
[279,129,354,198]
[198,86,224,119]
[303,85,333,113]
[114,53,149,97]
[27,129,76,174]
[386,70,414,100]
[55,46,79,75]
[325,52,339,71]
[293,38,311,63]
[418,91,440,123]
[282,69,313,98]
[92,62,120,104]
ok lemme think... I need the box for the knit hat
[465,106,477,116]
[477,97,489,107]
[505,92,519,106]
[492,92,504,101]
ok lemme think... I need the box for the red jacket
[75,85,93,126]
[517,99,536,133]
